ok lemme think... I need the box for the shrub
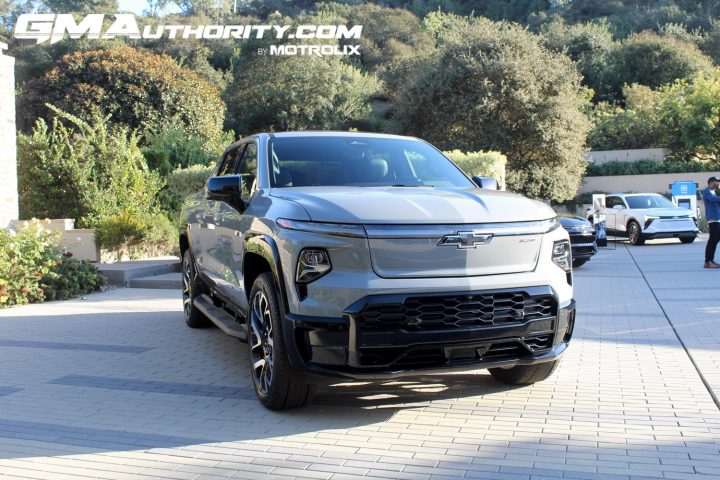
[444,150,507,189]
[18,106,165,228]
[0,220,105,307]
[0,221,60,307]
[95,211,177,261]
[160,164,215,218]
[142,120,233,171]
[225,55,381,133]
[586,159,719,176]
[20,46,225,140]
[392,14,590,202]
[41,256,107,302]
[609,31,711,99]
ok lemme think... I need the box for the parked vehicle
[594,193,699,245]
[558,214,597,268]
[179,132,576,409]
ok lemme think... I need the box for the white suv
[601,193,698,245]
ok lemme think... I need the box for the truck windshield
[268,136,474,188]
[626,195,676,209]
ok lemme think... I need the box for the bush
[18,106,165,228]
[41,256,107,302]
[225,55,381,133]
[392,15,590,202]
[0,220,105,307]
[444,150,507,189]
[142,120,233,172]
[95,211,177,261]
[160,164,215,218]
[20,46,225,140]
[609,31,712,99]
[586,159,720,176]
[0,221,60,307]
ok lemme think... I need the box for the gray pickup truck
[180,132,575,410]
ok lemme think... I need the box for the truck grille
[358,292,556,332]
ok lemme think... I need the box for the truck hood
[269,186,555,224]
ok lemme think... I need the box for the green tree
[588,84,665,150]
[661,69,720,160]
[17,106,164,228]
[20,46,225,140]
[609,31,712,99]
[41,0,118,13]
[392,15,590,202]
[225,55,380,133]
[315,3,434,72]
[541,18,617,102]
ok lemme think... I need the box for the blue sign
[671,181,697,196]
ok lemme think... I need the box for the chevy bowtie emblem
[438,231,493,249]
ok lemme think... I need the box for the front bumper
[283,286,576,380]
[568,232,597,260]
[642,219,698,240]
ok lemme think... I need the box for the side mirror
[612,204,624,210]
[207,175,243,202]
[472,176,498,190]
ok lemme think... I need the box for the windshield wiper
[390,184,433,187]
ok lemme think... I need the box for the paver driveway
[0,240,719,480]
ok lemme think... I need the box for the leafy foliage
[41,256,107,302]
[588,84,665,150]
[585,159,719,176]
[142,120,232,172]
[589,69,720,160]
[444,150,507,189]
[0,221,60,307]
[0,220,105,307]
[20,46,225,140]
[160,164,215,217]
[541,19,617,101]
[392,15,591,201]
[608,31,711,99]
[17,106,164,228]
[95,210,177,261]
[225,55,380,133]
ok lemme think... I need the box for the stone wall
[581,171,716,194]
[0,44,17,229]
[584,148,668,166]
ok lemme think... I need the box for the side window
[217,146,245,177]
[238,142,258,194]
[606,196,620,209]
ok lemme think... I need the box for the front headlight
[296,248,332,284]
[552,240,571,272]
[644,215,659,229]
[277,218,366,238]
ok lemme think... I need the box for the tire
[627,220,645,245]
[572,258,587,268]
[680,237,696,244]
[182,249,210,328]
[489,359,560,385]
[248,272,313,410]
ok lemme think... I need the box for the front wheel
[182,250,210,328]
[489,359,560,385]
[627,221,645,245]
[248,272,313,410]
[572,258,587,268]
[680,237,696,244]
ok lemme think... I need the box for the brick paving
[0,241,719,479]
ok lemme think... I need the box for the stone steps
[97,258,180,287]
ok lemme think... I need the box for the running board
[194,294,247,341]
